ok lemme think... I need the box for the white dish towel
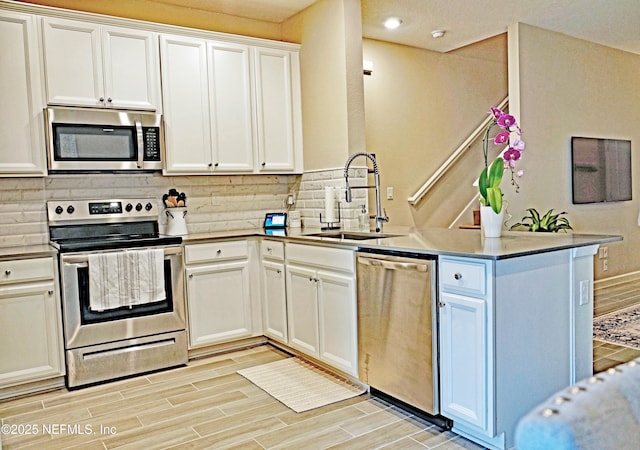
[88,248,166,311]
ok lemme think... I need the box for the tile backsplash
[0,168,368,248]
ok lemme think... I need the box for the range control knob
[135,203,143,212]
[55,206,64,215]
[145,202,153,211]
[125,203,133,212]
[66,205,75,214]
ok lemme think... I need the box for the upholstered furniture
[515,358,640,449]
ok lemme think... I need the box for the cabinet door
[42,17,103,107]
[0,11,46,176]
[208,41,254,172]
[160,34,213,174]
[186,260,252,348]
[253,47,300,172]
[261,260,287,343]
[102,26,160,110]
[0,281,64,387]
[317,270,358,376]
[439,292,488,431]
[285,264,319,356]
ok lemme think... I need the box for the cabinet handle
[438,301,446,308]
[189,273,194,279]
[99,96,104,102]
[4,269,10,276]
[261,162,266,167]
[48,290,54,296]
[208,163,213,167]
[454,273,462,280]
[107,97,112,103]
[216,249,222,255]
[266,247,272,253]
[276,269,281,274]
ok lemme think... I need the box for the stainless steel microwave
[45,107,164,173]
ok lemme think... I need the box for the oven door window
[53,124,137,161]
[78,260,173,324]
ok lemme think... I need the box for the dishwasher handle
[357,255,429,272]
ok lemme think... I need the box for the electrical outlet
[387,186,394,200]
[287,193,295,205]
[599,247,608,259]
[603,259,609,271]
[579,280,589,305]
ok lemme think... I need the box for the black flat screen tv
[571,137,632,204]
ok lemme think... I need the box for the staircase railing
[408,96,509,206]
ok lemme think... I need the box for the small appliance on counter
[264,212,287,236]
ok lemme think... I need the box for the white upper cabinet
[161,32,302,175]
[208,41,255,172]
[42,17,160,110]
[160,34,212,173]
[0,10,46,176]
[254,47,302,172]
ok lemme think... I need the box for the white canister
[289,210,301,228]
[166,207,188,236]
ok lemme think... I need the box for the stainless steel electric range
[48,198,187,388]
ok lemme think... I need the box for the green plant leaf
[487,187,503,213]
[479,167,489,202]
[488,157,504,188]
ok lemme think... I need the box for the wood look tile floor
[592,275,640,372]
[0,345,484,450]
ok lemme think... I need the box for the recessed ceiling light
[431,30,446,38]
[383,17,402,30]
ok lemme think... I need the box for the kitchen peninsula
[183,226,621,450]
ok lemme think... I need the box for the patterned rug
[593,304,640,350]
[238,357,365,413]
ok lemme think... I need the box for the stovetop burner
[47,198,182,252]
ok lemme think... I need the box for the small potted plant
[478,107,525,237]
[510,208,573,233]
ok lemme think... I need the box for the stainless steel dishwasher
[357,250,444,423]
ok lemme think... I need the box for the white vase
[480,205,504,238]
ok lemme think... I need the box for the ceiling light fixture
[383,17,402,30]
[431,30,446,39]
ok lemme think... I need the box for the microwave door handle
[135,120,144,169]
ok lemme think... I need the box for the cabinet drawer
[286,243,354,273]
[185,240,248,264]
[261,240,284,260]
[0,258,54,285]
[440,258,487,296]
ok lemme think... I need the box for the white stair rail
[408,96,508,206]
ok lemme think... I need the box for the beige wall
[284,0,365,171]
[509,23,640,278]
[18,0,286,40]
[362,35,508,227]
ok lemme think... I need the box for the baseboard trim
[595,270,640,289]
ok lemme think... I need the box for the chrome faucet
[344,152,389,232]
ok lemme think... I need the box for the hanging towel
[88,248,166,311]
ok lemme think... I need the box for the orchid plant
[478,107,525,213]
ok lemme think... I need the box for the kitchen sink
[304,231,401,240]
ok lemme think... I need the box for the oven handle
[61,246,182,265]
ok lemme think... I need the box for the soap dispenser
[359,204,369,231]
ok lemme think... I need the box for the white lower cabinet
[439,292,490,431]
[285,243,357,376]
[260,240,287,343]
[0,257,64,396]
[185,240,260,348]
[438,248,598,450]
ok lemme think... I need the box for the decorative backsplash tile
[0,168,369,247]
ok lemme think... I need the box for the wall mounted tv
[571,136,632,204]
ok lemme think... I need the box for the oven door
[60,246,185,350]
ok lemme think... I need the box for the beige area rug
[237,357,366,413]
